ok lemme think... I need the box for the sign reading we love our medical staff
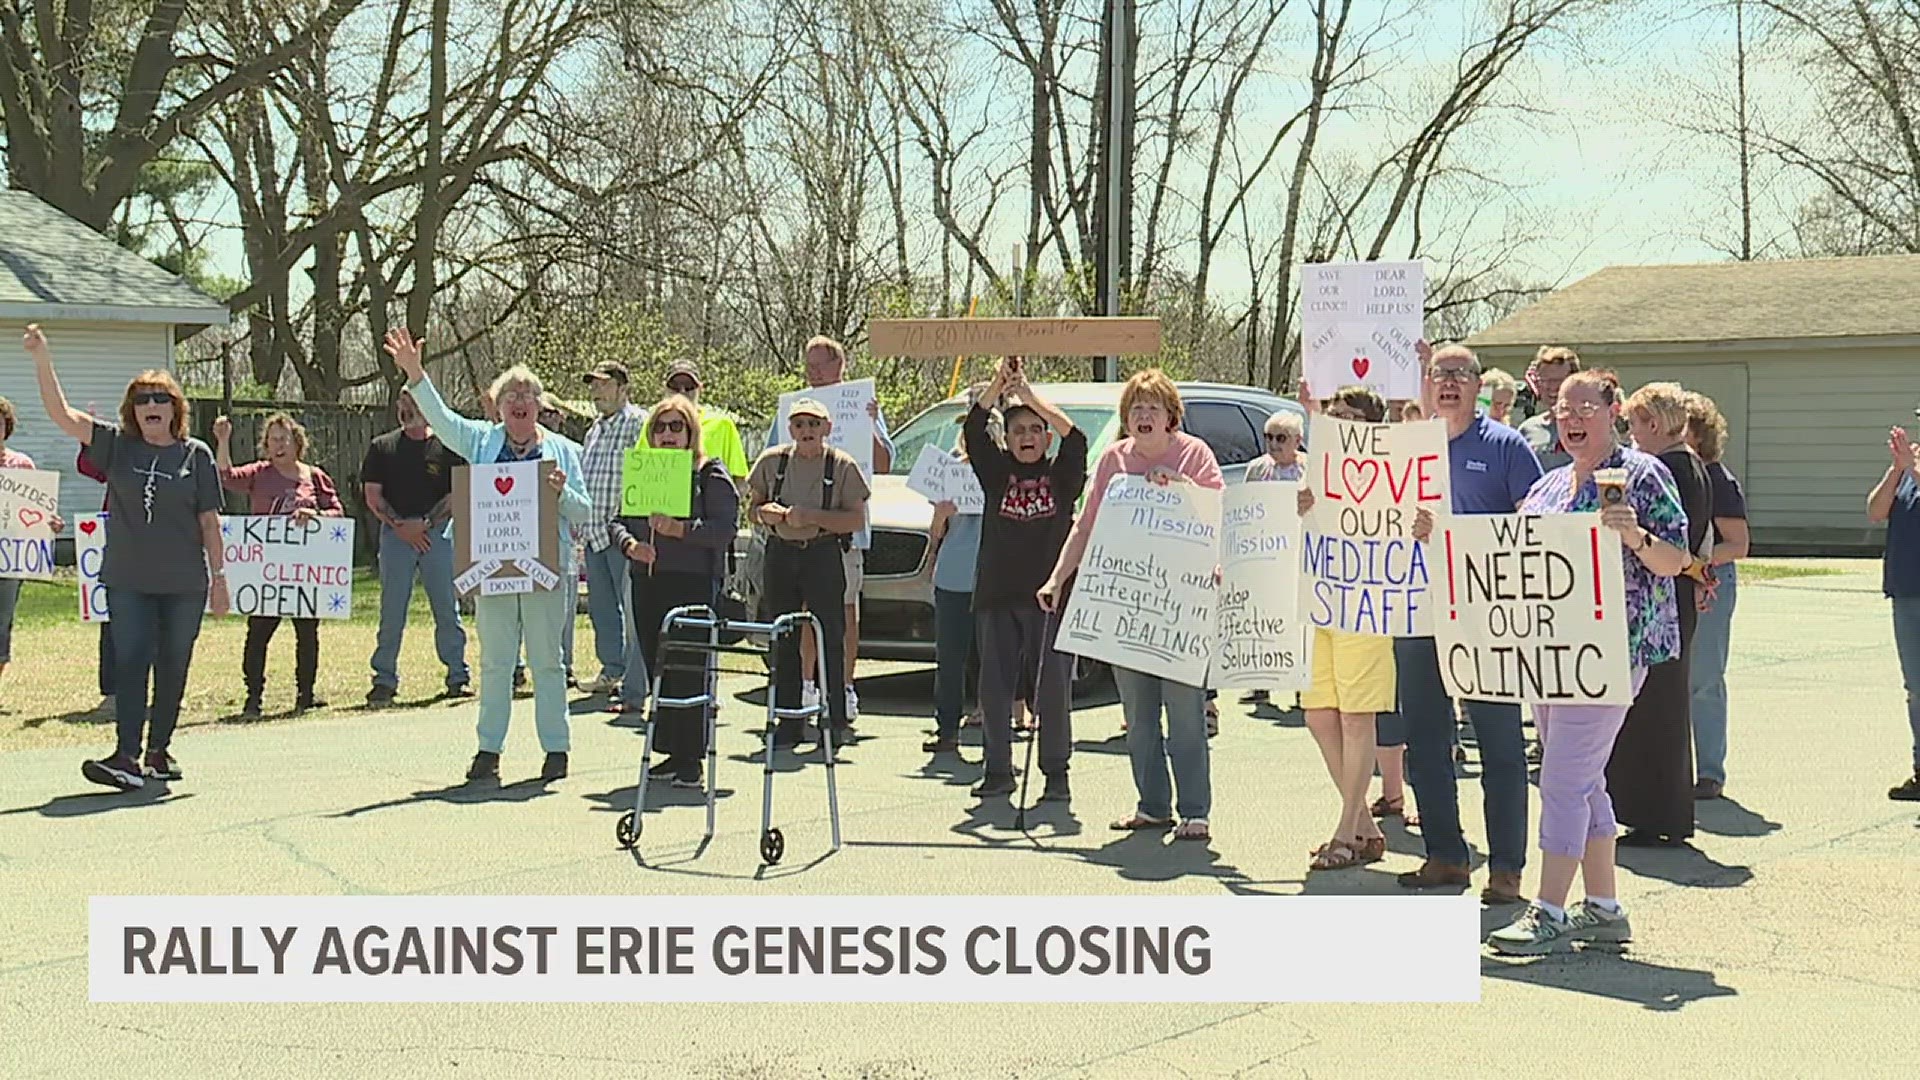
[1301,417,1448,637]
[0,467,60,581]
[1434,512,1633,705]
[76,514,355,621]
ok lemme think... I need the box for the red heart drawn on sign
[493,475,515,496]
[79,519,98,536]
[1351,356,1371,379]
[17,509,43,529]
[1340,457,1381,503]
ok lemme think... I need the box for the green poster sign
[620,447,694,517]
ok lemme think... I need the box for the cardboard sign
[905,445,985,514]
[1435,512,1634,705]
[1057,476,1220,689]
[453,462,560,594]
[220,516,356,619]
[1298,261,1425,402]
[868,317,1163,358]
[620,447,694,517]
[0,467,60,580]
[1213,482,1311,691]
[77,512,108,622]
[1301,417,1448,637]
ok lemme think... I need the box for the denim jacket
[407,375,594,577]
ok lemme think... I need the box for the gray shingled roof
[1466,254,1920,347]
[0,189,229,325]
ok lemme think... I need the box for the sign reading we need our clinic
[1434,512,1634,706]
[1301,417,1448,637]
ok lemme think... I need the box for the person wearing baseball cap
[572,358,649,707]
[665,359,748,483]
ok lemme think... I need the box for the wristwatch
[1638,530,1653,550]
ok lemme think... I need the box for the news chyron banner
[92,895,1479,1003]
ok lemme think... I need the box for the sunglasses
[132,391,172,406]
[1265,432,1295,443]
[654,419,688,434]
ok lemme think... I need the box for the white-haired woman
[1480,369,1519,426]
[385,329,592,784]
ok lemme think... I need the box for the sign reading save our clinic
[77,513,355,621]
[452,462,560,596]
[1434,512,1633,705]
[0,467,61,581]
[1302,417,1448,637]
[1297,260,1425,402]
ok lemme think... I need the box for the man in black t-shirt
[361,389,472,705]
[955,358,1088,803]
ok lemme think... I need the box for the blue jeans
[1115,666,1211,821]
[1893,596,1920,772]
[583,544,645,702]
[475,587,572,754]
[108,589,207,759]
[1396,636,1528,873]
[370,525,469,690]
[933,588,975,738]
[1690,564,1738,783]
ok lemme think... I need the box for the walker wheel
[760,827,785,865]
[616,810,640,849]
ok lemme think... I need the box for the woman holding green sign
[608,394,738,790]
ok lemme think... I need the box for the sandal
[1309,841,1362,871]
[1175,818,1211,841]
[1110,814,1174,832]
[1354,836,1386,863]
[1369,795,1404,818]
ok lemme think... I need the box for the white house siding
[0,321,173,531]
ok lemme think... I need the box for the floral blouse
[1519,444,1688,669]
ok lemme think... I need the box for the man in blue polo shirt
[1868,418,1920,802]
[1398,343,1545,904]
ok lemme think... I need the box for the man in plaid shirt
[576,361,649,707]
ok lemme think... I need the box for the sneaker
[1487,903,1575,956]
[672,764,703,790]
[1890,773,1920,802]
[240,696,263,721]
[541,752,569,781]
[1397,860,1472,890]
[366,685,397,708]
[143,750,182,781]
[82,753,145,791]
[845,686,861,721]
[1039,774,1071,803]
[466,750,501,782]
[1566,901,1633,946]
[579,674,621,695]
[443,682,474,699]
[971,772,1018,798]
[922,735,960,754]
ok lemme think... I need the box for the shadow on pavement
[18,706,114,731]
[1482,952,1738,1011]
[1250,701,1306,728]
[0,786,196,818]
[580,783,738,816]
[1617,842,1755,888]
[329,778,558,818]
[1694,796,1782,837]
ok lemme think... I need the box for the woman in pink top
[0,396,63,694]
[213,412,345,718]
[1041,370,1225,842]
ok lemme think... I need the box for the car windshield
[887,402,1118,475]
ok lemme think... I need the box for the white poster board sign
[776,378,878,545]
[1434,512,1634,705]
[1213,482,1311,691]
[905,445,985,514]
[468,461,541,561]
[1301,417,1448,637]
[78,512,108,622]
[220,516,356,619]
[1298,260,1425,402]
[0,467,60,580]
[1057,476,1220,689]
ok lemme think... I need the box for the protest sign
[1213,482,1310,691]
[0,467,60,580]
[775,379,876,479]
[77,512,108,622]
[868,317,1162,358]
[453,461,559,594]
[905,446,986,515]
[1301,417,1447,637]
[620,447,693,517]
[1298,261,1425,402]
[219,516,356,619]
[1435,512,1634,705]
[1057,476,1220,688]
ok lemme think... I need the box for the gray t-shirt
[85,420,222,594]
[1518,413,1571,473]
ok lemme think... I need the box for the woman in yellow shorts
[1297,385,1398,870]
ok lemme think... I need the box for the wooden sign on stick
[868,317,1161,358]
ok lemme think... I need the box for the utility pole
[1094,0,1135,382]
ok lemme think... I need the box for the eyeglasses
[501,391,539,406]
[132,391,172,406]
[1265,432,1295,443]
[1551,402,1605,420]
[1429,367,1480,385]
[654,419,688,434]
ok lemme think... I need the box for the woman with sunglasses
[608,395,739,789]
[25,325,229,791]
[384,328,593,784]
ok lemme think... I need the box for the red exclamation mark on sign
[1589,527,1604,621]
[1445,529,1458,621]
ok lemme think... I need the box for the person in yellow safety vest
[664,359,749,486]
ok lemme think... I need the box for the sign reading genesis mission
[1435,512,1633,705]
[1302,417,1447,637]
[91,895,1478,1003]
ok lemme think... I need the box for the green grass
[1739,562,1848,583]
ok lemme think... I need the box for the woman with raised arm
[383,328,593,784]
[24,325,228,792]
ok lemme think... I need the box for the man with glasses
[665,359,749,485]
[573,361,649,708]
[1398,343,1545,905]
[1517,346,1583,468]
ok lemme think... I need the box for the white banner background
[1302,417,1448,637]
[0,466,61,580]
[1213,481,1311,690]
[1297,260,1425,402]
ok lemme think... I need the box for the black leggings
[243,616,320,696]
[631,570,719,762]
